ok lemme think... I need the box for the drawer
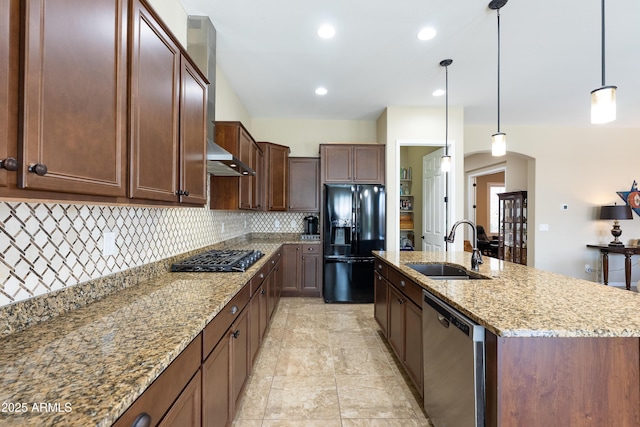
[113,334,201,427]
[250,262,269,295]
[388,267,422,307]
[267,250,281,272]
[203,283,251,359]
[375,260,388,278]
[302,244,321,254]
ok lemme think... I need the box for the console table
[586,244,640,290]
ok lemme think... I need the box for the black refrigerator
[323,184,386,303]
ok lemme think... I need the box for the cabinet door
[20,0,127,196]
[321,145,352,182]
[129,0,180,202]
[0,0,18,189]
[301,245,321,296]
[374,271,388,336]
[230,307,250,413]
[239,128,253,209]
[179,59,207,205]
[158,370,202,427]
[353,145,385,183]
[288,158,320,211]
[202,332,230,427]
[404,300,423,394]
[281,244,301,295]
[388,285,405,360]
[267,144,288,211]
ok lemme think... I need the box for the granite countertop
[374,250,640,338]
[0,238,307,427]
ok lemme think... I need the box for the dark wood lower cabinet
[281,244,321,297]
[202,331,230,427]
[379,267,423,396]
[159,370,202,427]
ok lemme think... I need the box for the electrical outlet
[103,232,117,256]
[274,219,281,229]
[585,263,593,274]
[221,223,225,233]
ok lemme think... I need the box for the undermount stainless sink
[406,263,491,280]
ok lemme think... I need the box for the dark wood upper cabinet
[0,0,19,189]
[129,0,180,202]
[210,121,261,210]
[19,0,128,197]
[179,59,207,205]
[320,144,385,184]
[288,157,319,212]
[129,0,207,205]
[258,142,289,211]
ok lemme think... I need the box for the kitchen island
[374,250,640,427]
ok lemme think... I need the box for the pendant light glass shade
[439,58,453,173]
[591,85,617,124]
[491,132,506,156]
[489,0,508,157]
[440,155,452,172]
[592,0,616,124]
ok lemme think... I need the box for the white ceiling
[181,0,640,127]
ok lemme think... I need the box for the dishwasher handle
[423,289,484,342]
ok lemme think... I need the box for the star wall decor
[617,181,640,217]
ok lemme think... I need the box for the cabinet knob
[230,305,238,315]
[400,280,406,287]
[131,413,151,427]
[28,163,47,176]
[260,288,266,295]
[259,273,264,279]
[232,329,241,339]
[397,298,404,305]
[175,189,190,196]
[0,157,18,171]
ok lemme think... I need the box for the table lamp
[600,204,633,246]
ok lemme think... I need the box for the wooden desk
[586,244,640,290]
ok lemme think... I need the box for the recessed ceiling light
[417,27,437,41]
[432,89,446,97]
[317,24,336,39]
[315,87,328,95]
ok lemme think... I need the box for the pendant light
[489,0,508,157]
[591,0,617,124]
[440,59,453,173]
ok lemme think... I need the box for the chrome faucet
[446,220,484,271]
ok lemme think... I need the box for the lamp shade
[491,132,506,156]
[591,85,617,124]
[600,204,632,220]
[440,155,451,173]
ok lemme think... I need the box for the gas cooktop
[171,249,264,273]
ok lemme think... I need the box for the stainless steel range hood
[188,16,256,177]
[206,139,255,176]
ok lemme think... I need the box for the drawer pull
[131,413,151,427]
[259,273,264,279]
[28,163,47,176]
[0,157,18,171]
[232,329,241,339]
[400,280,406,287]
[230,305,238,315]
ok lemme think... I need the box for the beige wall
[148,0,188,44]
[380,106,465,252]
[251,119,377,157]
[465,125,640,285]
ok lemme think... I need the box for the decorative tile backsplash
[0,191,318,309]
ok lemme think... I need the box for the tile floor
[233,297,433,426]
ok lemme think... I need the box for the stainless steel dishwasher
[422,289,485,427]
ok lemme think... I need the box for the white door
[422,148,447,251]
